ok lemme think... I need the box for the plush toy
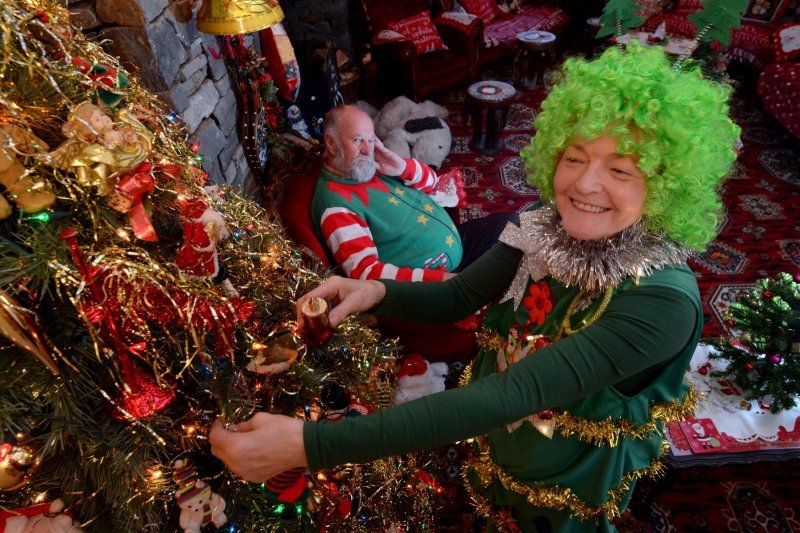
[173,459,228,533]
[381,116,452,171]
[0,124,55,219]
[373,96,452,170]
[373,95,448,139]
[392,354,449,405]
[0,499,82,533]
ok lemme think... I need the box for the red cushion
[728,23,774,70]
[671,0,703,13]
[386,10,447,54]
[460,0,498,25]
[773,23,800,62]
[742,0,791,27]
[278,155,331,266]
[757,62,800,139]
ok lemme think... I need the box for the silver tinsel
[499,204,691,307]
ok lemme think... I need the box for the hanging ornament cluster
[711,272,800,413]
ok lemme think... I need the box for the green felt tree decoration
[710,272,800,413]
[597,0,645,38]
[688,0,748,46]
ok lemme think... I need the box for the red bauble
[725,319,735,328]
[762,290,773,299]
[744,362,755,371]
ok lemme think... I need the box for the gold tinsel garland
[463,436,668,526]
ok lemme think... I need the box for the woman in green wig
[210,42,740,531]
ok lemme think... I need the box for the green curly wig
[521,42,740,250]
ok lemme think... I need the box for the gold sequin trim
[463,436,667,525]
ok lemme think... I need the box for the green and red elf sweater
[311,158,463,281]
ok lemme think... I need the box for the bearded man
[312,105,511,282]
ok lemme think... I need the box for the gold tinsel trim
[476,329,699,446]
[458,360,474,388]
[463,436,667,525]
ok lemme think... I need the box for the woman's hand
[209,413,306,482]
[373,138,405,176]
[296,276,386,329]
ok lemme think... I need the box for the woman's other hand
[209,413,306,482]
[296,276,386,329]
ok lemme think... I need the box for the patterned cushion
[773,23,800,62]
[728,24,774,70]
[459,0,498,25]
[642,12,698,38]
[436,11,481,33]
[386,10,447,54]
[742,0,791,27]
[637,0,668,20]
[671,0,703,13]
[756,62,800,138]
[483,4,569,46]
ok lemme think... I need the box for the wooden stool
[466,80,516,155]
[513,30,557,90]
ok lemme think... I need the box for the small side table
[466,80,516,155]
[513,30,557,90]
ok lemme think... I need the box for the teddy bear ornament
[173,459,228,533]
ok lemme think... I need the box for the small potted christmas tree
[710,272,800,413]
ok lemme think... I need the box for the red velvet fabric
[459,0,499,25]
[757,62,800,138]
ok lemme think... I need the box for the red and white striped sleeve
[398,158,440,194]
[320,207,447,282]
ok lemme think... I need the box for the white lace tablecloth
[666,343,800,465]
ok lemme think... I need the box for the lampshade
[197,0,284,35]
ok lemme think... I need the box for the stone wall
[66,0,255,196]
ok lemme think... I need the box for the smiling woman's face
[553,135,647,241]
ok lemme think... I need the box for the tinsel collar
[499,204,690,307]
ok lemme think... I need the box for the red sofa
[436,0,570,66]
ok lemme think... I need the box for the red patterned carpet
[430,66,800,532]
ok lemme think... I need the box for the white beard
[334,151,377,183]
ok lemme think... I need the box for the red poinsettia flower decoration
[523,281,553,326]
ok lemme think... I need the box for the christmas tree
[0,1,444,530]
[711,272,800,413]
[688,0,748,47]
[597,0,645,39]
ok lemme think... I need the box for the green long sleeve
[304,269,698,473]
[377,242,524,323]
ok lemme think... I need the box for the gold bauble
[0,438,41,491]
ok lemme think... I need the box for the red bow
[109,162,157,241]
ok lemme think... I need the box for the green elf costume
[304,204,700,532]
[311,159,462,281]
